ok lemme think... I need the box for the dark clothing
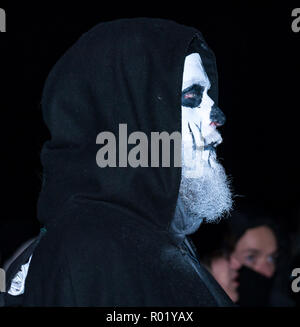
[4,18,233,306]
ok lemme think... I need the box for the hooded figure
[3,18,233,306]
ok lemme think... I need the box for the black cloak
[4,18,233,306]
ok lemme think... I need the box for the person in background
[209,249,241,303]
[190,221,241,303]
[289,206,300,306]
[227,207,295,307]
[191,205,296,306]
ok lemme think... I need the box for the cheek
[201,107,212,127]
[271,264,276,275]
[268,263,276,275]
[181,107,208,124]
[211,260,230,287]
[231,251,244,265]
[200,94,213,121]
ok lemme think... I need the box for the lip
[210,122,222,128]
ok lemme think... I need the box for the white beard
[174,151,233,234]
[176,52,233,235]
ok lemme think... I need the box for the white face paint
[172,53,233,234]
[181,53,223,178]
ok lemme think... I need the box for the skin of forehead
[235,226,278,255]
[182,53,211,91]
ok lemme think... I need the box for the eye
[182,84,204,108]
[245,254,256,265]
[267,254,277,264]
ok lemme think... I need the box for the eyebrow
[198,79,210,89]
[242,248,278,257]
[183,80,210,91]
[182,83,205,93]
[242,249,260,255]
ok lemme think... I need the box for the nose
[210,104,226,127]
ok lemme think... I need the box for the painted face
[181,53,226,178]
[172,52,232,232]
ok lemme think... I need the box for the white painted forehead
[182,53,211,91]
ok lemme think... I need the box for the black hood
[38,17,219,235]
[3,18,235,307]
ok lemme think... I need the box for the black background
[0,1,299,265]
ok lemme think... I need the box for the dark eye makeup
[181,84,204,108]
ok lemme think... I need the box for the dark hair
[190,220,236,268]
[228,207,282,252]
[191,206,283,268]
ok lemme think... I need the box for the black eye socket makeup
[181,84,204,108]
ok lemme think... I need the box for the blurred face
[210,255,241,302]
[231,226,278,278]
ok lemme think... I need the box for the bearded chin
[172,153,233,235]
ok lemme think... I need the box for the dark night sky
[1,2,299,263]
